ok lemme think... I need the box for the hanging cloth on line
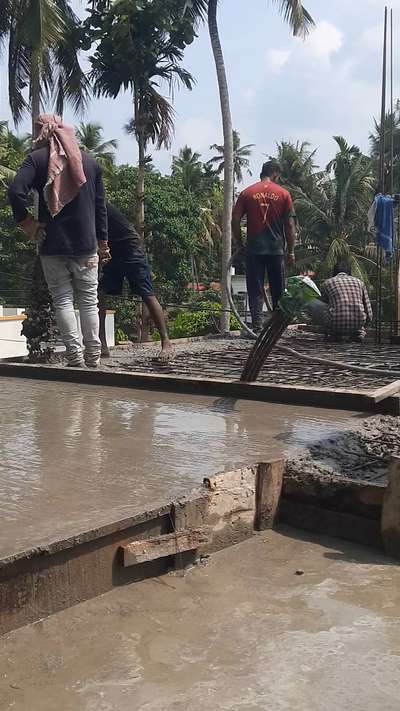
[368,193,395,259]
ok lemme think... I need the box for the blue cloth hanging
[372,193,395,259]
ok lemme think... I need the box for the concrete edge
[0,361,398,414]
[0,464,267,636]
[0,461,390,637]
[125,332,242,348]
[0,503,172,570]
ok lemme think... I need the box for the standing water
[0,377,362,558]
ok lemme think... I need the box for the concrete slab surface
[1,528,400,711]
[103,333,400,390]
[0,378,362,560]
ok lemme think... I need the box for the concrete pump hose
[225,253,400,379]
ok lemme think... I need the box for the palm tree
[292,136,375,279]
[207,0,234,333]
[2,0,89,132]
[172,145,204,193]
[76,121,117,167]
[276,140,317,194]
[207,0,314,333]
[369,107,400,193]
[89,0,197,242]
[1,1,89,362]
[209,130,254,184]
[0,122,32,155]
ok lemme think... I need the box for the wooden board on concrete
[381,456,400,558]
[280,499,382,548]
[122,529,208,567]
[372,380,400,403]
[255,460,284,530]
[1,361,399,413]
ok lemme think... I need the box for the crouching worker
[99,204,173,361]
[306,261,373,342]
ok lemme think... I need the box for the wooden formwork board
[0,361,399,414]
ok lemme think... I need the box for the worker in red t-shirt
[232,160,297,331]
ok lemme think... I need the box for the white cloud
[360,23,383,52]
[304,20,344,61]
[264,49,291,75]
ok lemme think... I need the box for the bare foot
[154,341,175,363]
[101,346,111,358]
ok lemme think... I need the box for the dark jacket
[8,147,108,256]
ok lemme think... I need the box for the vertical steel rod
[390,8,395,337]
[376,6,388,345]
[390,9,394,195]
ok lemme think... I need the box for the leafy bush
[115,327,129,344]
[159,301,240,340]
[107,296,138,341]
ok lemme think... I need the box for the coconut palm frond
[76,121,117,163]
[271,0,315,39]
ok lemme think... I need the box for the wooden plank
[283,471,384,519]
[381,456,400,558]
[255,460,284,531]
[280,499,382,548]
[372,379,400,403]
[1,361,399,414]
[122,529,208,567]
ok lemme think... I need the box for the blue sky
[0,0,397,183]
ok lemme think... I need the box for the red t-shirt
[233,179,295,255]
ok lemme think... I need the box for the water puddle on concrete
[0,377,363,558]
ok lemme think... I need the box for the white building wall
[0,317,28,358]
[0,310,115,360]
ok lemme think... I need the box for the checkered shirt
[320,273,373,335]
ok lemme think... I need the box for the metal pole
[390,8,395,337]
[395,201,400,339]
[380,8,388,193]
[390,9,394,195]
[376,6,388,345]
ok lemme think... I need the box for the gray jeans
[41,254,101,365]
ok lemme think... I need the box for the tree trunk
[134,92,146,244]
[31,70,40,215]
[208,0,234,334]
[134,91,150,342]
[31,79,40,139]
[23,74,57,363]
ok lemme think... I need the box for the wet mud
[287,415,400,484]
[0,377,360,559]
[1,530,400,711]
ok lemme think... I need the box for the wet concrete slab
[0,377,363,560]
[1,528,400,711]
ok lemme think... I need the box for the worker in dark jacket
[8,114,109,368]
[99,204,173,361]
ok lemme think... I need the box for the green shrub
[165,301,240,340]
[107,297,138,341]
[115,327,129,344]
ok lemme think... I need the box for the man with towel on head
[9,114,109,368]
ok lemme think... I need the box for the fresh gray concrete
[0,377,361,559]
[1,529,400,711]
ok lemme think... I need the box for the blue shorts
[100,256,154,299]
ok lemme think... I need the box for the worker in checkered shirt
[317,260,373,343]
